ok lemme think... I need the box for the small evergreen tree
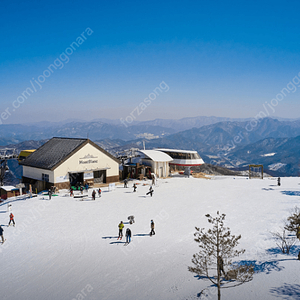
[188,211,254,300]
[284,206,300,238]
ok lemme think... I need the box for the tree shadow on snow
[266,246,300,256]
[270,283,300,299]
[234,259,298,275]
[281,191,300,196]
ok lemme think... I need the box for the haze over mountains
[1,116,300,179]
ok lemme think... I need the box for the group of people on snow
[117,219,155,244]
[0,212,16,244]
[70,187,101,200]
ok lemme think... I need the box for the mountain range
[1,116,300,180]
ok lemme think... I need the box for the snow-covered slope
[1,176,300,300]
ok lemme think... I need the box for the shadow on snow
[266,246,300,256]
[281,191,300,196]
[270,283,300,299]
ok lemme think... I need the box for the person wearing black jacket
[0,225,4,243]
[126,228,131,244]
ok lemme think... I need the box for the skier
[277,177,281,186]
[0,225,4,243]
[133,183,137,192]
[125,228,131,244]
[98,188,101,197]
[70,188,74,197]
[8,213,15,227]
[124,179,128,188]
[146,186,154,197]
[217,256,226,277]
[80,186,84,194]
[92,190,96,200]
[118,221,124,240]
[48,189,52,200]
[150,220,155,236]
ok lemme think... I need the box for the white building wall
[141,159,169,178]
[53,143,119,183]
[23,166,54,182]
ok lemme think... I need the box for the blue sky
[1,0,300,124]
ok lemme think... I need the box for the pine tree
[284,206,300,237]
[188,211,254,300]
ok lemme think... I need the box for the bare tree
[271,230,296,254]
[188,212,254,300]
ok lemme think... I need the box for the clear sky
[1,0,300,124]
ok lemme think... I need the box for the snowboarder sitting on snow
[150,220,155,236]
[133,183,137,192]
[118,221,124,240]
[92,190,96,200]
[98,188,101,197]
[146,186,154,197]
[8,213,15,227]
[128,215,135,224]
[126,228,131,244]
[0,225,4,243]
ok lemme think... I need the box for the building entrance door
[94,170,106,184]
[69,172,84,187]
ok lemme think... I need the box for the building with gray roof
[20,137,120,192]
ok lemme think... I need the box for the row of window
[162,151,201,160]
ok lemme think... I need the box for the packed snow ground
[1,175,300,300]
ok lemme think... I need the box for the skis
[117,236,123,240]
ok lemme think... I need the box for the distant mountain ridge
[1,116,299,146]
[2,117,300,181]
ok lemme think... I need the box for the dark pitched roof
[20,137,120,170]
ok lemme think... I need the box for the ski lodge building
[20,137,120,191]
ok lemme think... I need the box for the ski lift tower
[0,148,19,186]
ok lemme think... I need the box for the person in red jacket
[8,213,15,227]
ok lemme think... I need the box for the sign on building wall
[84,172,94,179]
[79,154,98,165]
[56,175,68,183]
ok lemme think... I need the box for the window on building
[42,173,49,182]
